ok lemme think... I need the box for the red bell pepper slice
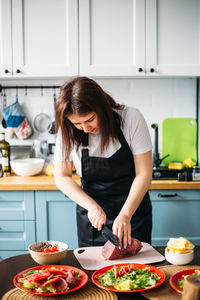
[26,272,51,283]
[42,276,60,287]
[114,265,118,278]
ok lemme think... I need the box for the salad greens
[98,265,161,291]
[177,270,200,290]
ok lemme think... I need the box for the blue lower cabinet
[35,191,78,250]
[0,251,29,261]
[0,191,35,220]
[0,220,36,250]
[150,190,200,246]
[0,191,36,261]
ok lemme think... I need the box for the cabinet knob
[16,69,21,73]
[4,69,9,74]
[150,68,155,72]
[138,68,143,72]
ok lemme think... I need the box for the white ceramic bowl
[28,241,68,265]
[10,158,45,176]
[165,247,194,265]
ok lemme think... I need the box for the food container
[192,166,200,181]
[165,247,194,265]
[28,241,68,265]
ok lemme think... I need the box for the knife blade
[101,225,119,247]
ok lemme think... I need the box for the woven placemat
[2,282,118,300]
[141,264,200,300]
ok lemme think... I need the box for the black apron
[76,121,152,247]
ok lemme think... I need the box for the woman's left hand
[112,214,131,248]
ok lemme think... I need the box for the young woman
[54,76,153,248]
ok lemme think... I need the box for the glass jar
[192,166,200,181]
[0,164,3,177]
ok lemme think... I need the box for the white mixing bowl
[11,158,45,176]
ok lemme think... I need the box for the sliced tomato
[50,246,59,252]
[124,265,131,273]
[37,246,59,253]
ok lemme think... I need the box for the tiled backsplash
[0,78,196,158]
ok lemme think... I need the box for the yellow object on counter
[168,162,183,170]
[167,237,195,254]
[44,164,54,176]
[183,157,196,168]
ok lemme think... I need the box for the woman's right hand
[87,205,106,231]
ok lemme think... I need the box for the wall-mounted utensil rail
[0,85,61,91]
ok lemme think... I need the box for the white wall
[0,78,196,158]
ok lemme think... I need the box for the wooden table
[0,247,200,299]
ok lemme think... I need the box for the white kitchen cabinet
[79,0,146,77]
[0,0,78,78]
[146,0,200,77]
[79,0,200,77]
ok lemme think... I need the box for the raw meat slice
[52,278,69,292]
[102,237,142,260]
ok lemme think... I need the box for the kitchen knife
[101,225,119,247]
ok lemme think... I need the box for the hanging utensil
[33,113,51,133]
[48,88,56,134]
[15,87,18,103]
[1,88,7,128]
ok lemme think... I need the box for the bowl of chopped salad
[28,241,68,265]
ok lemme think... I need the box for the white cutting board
[73,243,165,270]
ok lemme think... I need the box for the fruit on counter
[167,237,195,254]
[182,157,196,168]
[44,164,54,176]
[168,162,183,170]
[45,164,76,176]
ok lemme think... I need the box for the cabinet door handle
[16,69,21,73]
[158,193,178,198]
[4,69,9,74]
[138,68,143,72]
[150,68,155,72]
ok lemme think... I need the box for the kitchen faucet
[151,123,169,168]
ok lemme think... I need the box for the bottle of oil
[0,132,11,175]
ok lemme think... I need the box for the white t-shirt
[54,106,152,177]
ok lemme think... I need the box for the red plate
[13,265,88,295]
[169,268,200,294]
[92,263,165,293]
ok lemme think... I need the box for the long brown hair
[55,76,124,159]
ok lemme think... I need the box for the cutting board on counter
[162,118,197,166]
[73,243,165,270]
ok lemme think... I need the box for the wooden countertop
[1,174,200,190]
